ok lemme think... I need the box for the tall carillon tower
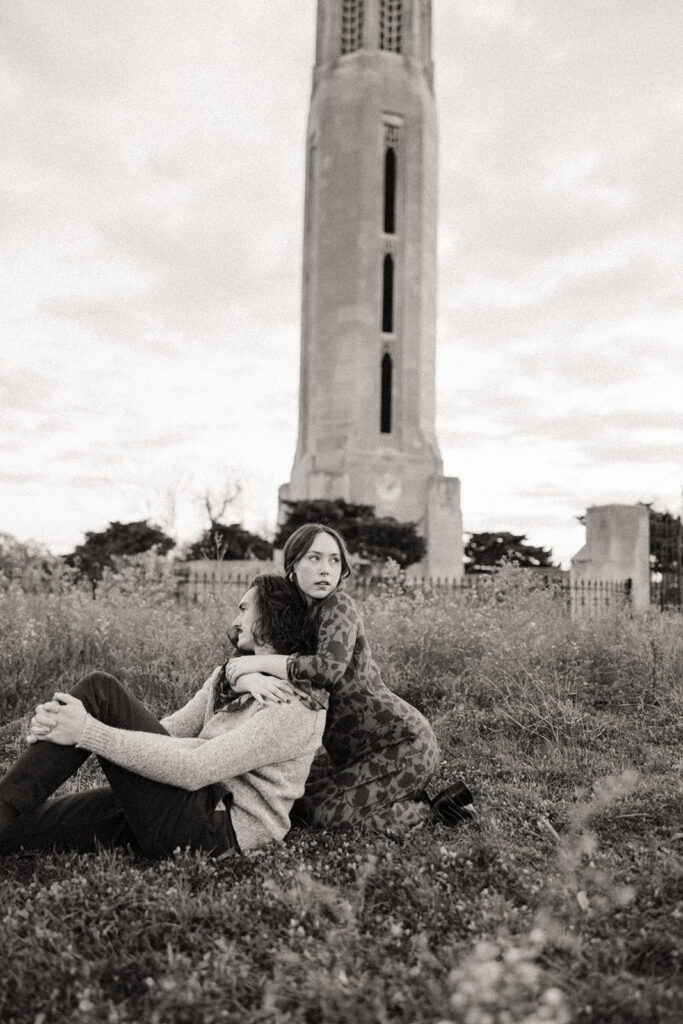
[280,0,462,578]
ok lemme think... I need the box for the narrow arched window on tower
[380,0,402,53]
[382,253,394,333]
[341,0,364,54]
[380,353,393,433]
[384,147,396,234]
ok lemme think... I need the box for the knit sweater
[77,669,326,852]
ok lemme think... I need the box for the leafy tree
[0,533,51,577]
[465,531,555,574]
[0,533,65,591]
[643,505,681,608]
[639,504,682,575]
[185,523,273,562]
[64,520,175,583]
[274,499,426,568]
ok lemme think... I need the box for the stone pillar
[425,475,463,580]
[571,504,650,612]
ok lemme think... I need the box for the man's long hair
[214,574,317,711]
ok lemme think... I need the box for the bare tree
[201,478,242,527]
[195,475,244,561]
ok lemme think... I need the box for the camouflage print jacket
[287,590,434,767]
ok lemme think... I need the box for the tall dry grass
[2,560,681,730]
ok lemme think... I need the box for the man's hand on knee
[27,694,87,747]
[27,699,61,744]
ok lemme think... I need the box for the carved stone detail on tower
[384,124,400,146]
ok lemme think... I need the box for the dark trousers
[0,672,239,859]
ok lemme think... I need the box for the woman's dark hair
[282,523,352,582]
[214,574,317,711]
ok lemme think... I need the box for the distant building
[280,0,462,578]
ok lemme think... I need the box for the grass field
[1,566,681,1023]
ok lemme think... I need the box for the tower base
[278,470,463,581]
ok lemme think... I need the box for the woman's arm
[226,654,288,683]
[287,591,358,688]
[232,672,295,706]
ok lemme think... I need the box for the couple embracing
[0,524,473,861]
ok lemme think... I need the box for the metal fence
[651,575,682,611]
[568,578,632,617]
[175,570,632,616]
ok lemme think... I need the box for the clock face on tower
[376,473,402,503]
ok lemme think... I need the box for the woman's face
[293,530,343,600]
[231,587,259,651]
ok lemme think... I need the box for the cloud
[2,0,310,357]
[442,390,682,465]
[0,368,56,412]
[0,471,45,485]
[41,298,173,354]
[1,0,681,566]
[436,0,683,335]
[65,474,117,489]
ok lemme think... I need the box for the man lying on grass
[0,575,325,860]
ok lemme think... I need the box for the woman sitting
[0,575,325,859]
[227,524,473,831]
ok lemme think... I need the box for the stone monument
[571,504,650,612]
[279,0,462,579]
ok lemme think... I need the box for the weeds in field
[1,565,682,1022]
[441,927,571,1024]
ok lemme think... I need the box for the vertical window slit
[381,353,392,433]
[382,253,394,333]
[384,147,396,234]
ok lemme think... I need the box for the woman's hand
[226,654,289,684]
[27,693,87,746]
[226,655,266,684]
[237,673,296,707]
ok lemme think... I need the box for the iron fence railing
[650,575,682,612]
[1,566,640,616]
[568,578,632,617]
[174,570,633,616]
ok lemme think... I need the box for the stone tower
[280,0,462,579]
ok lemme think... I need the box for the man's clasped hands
[26,694,88,746]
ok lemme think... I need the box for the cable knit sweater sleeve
[76,701,319,792]
[159,670,218,737]
[287,590,359,687]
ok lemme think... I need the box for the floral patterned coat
[286,590,435,769]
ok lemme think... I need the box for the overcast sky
[2,0,682,568]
